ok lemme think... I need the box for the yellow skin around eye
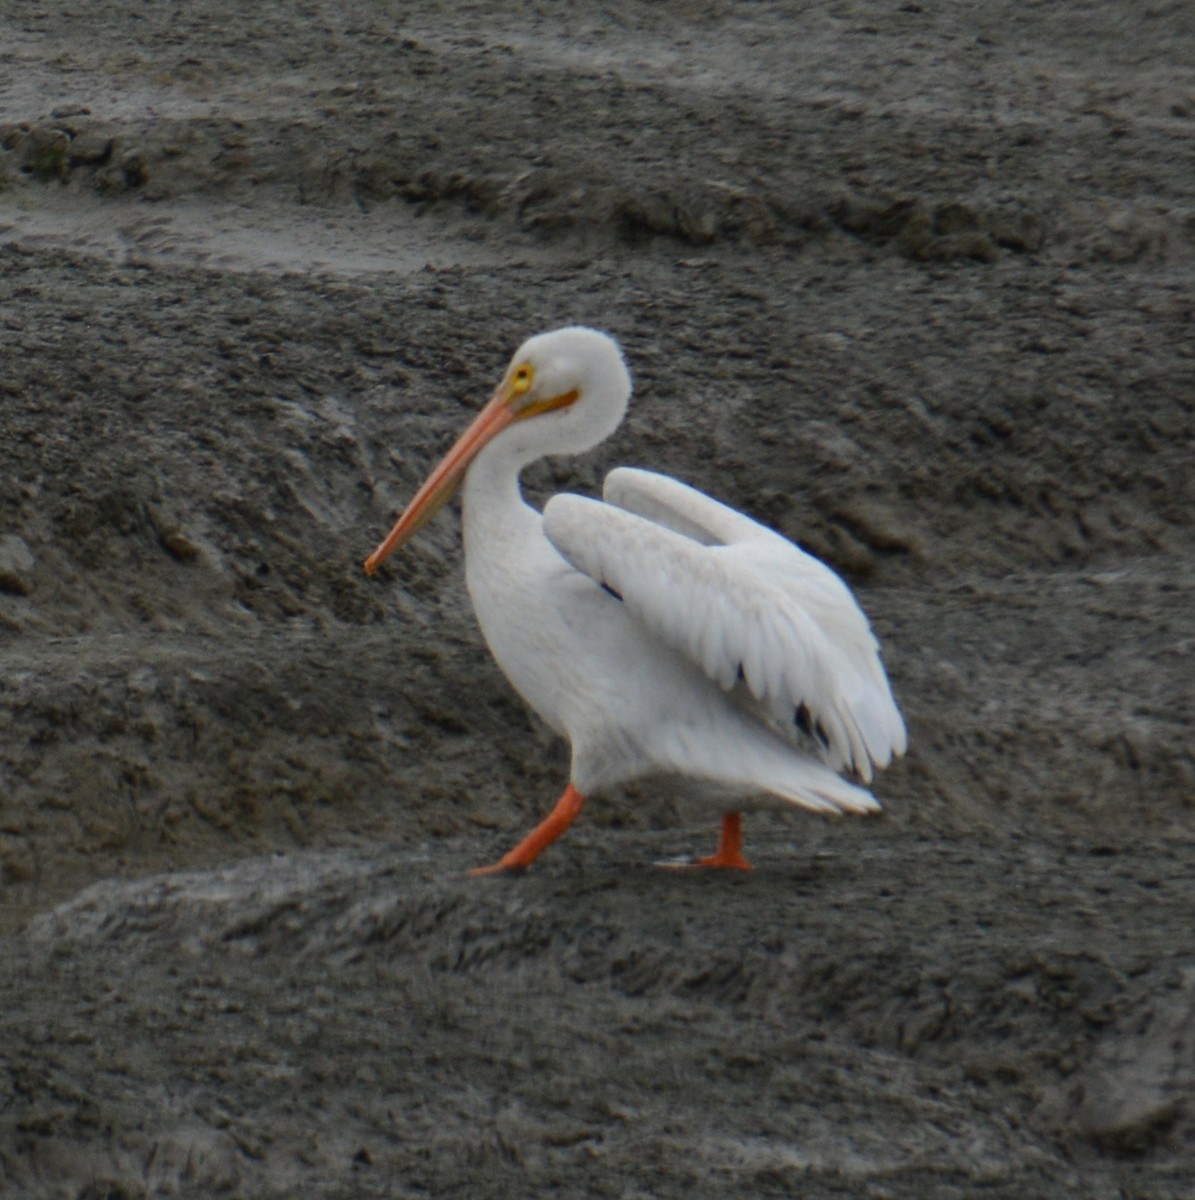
[507,361,579,421]
[518,387,579,420]
[511,364,534,395]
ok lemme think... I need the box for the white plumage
[365,326,906,873]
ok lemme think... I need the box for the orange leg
[470,784,587,876]
[692,812,753,870]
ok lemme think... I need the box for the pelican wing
[542,468,906,781]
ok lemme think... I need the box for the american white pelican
[365,327,906,874]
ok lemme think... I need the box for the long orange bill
[363,383,519,576]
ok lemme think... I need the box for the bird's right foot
[659,811,754,871]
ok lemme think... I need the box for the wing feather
[604,466,773,546]
[544,468,906,780]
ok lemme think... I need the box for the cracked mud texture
[1,2,1193,1197]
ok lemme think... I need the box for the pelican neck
[461,431,543,551]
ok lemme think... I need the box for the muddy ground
[1,1,1193,1196]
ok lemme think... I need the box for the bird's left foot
[468,859,529,877]
[468,783,586,877]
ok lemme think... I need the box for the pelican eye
[511,364,534,396]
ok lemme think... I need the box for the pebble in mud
[0,534,34,595]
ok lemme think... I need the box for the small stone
[989,208,1047,253]
[1079,1080,1181,1153]
[68,130,114,167]
[159,528,202,562]
[934,202,981,235]
[0,535,34,595]
[20,126,70,180]
[121,149,150,188]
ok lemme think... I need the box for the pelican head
[364,326,631,574]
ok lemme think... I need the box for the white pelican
[365,327,906,874]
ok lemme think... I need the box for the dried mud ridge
[2,1,1195,1197]
[4,111,1056,263]
[5,832,1194,1197]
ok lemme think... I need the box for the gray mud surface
[2,2,1194,1196]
